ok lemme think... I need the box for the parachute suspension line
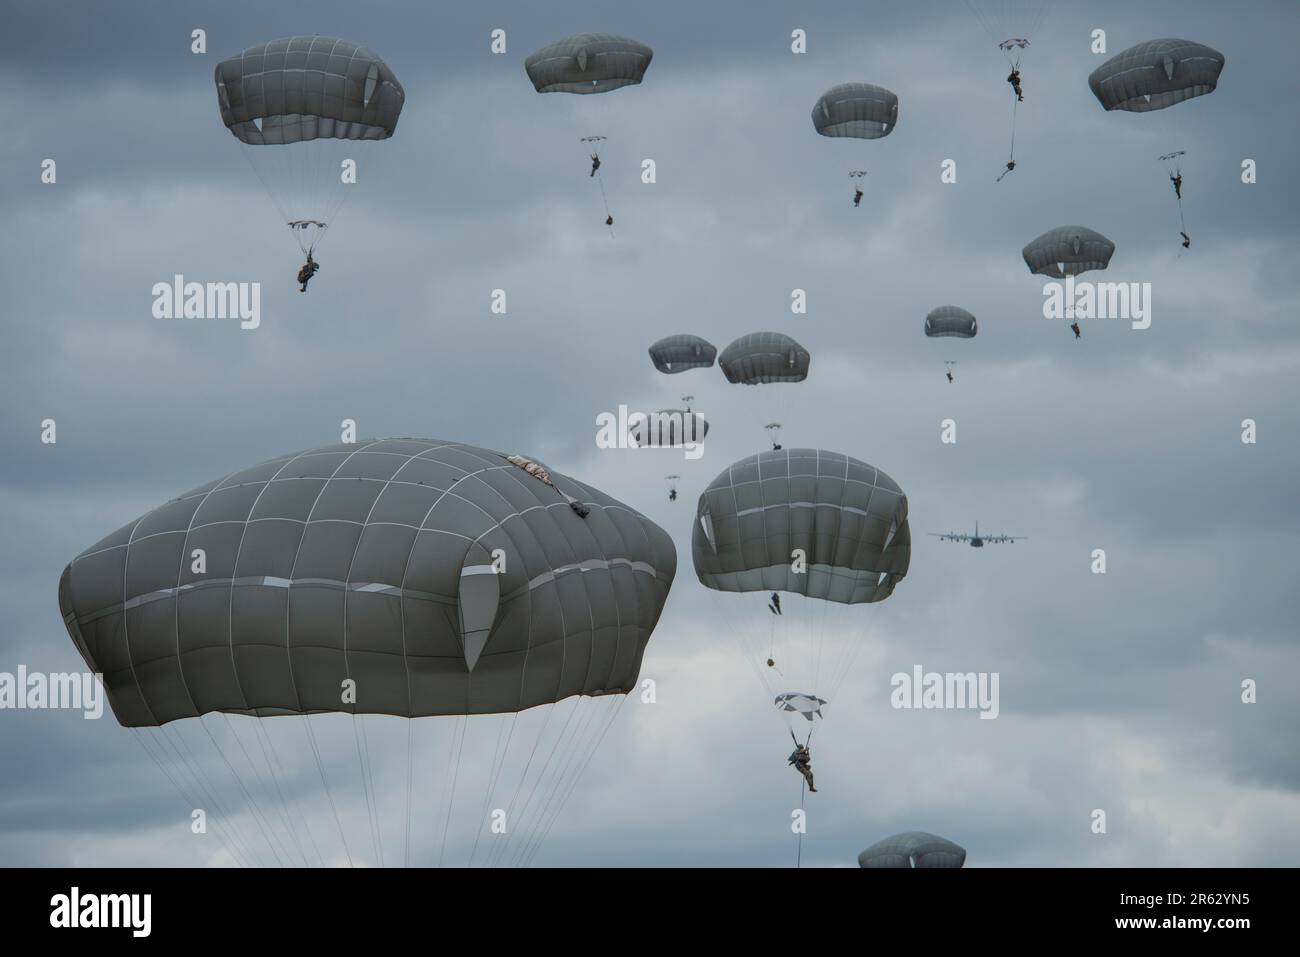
[515,695,617,867]
[350,714,384,867]
[437,713,469,867]
[484,705,561,867]
[962,0,998,47]
[155,724,260,866]
[503,700,595,867]
[196,714,289,867]
[301,714,354,867]
[491,696,584,867]
[469,713,520,866]
[222,714,309,866]
[522,694,628,867]
[404,715,414,869]
[727,607,779,703]
[131,729,250,868]
[481,591,555,868]
[505,697,593,866]
[254,719,325,866]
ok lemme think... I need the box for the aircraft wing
[927,533,970,543]
[984,534,1025,544]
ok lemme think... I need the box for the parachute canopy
[630,410,709,448]
[858,832,967,868]
[719,332,811,385]
[525,33,653,94]
[60,438,676,727]
[648,335,717,374]
[214,36,405,257]
[1088,39,1225,113]
[215,36,405,145]
[693,448,910,603]
[775,692,827,722]
[1022,225,1115,278]
[925,306,978,339]
[812,83,899,139]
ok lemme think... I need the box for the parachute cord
[523,694,628,867]
[302,714,354,867]
[404,716,414,869]
[156,724,259,866]
[469,713,520,866]
[437,714,468,867]
[484,679,564,867]
[255,719,325,866]
[494,697,584,867]
[196,715,288,867]
[515,696,616,867]
[351,714,384,867]
[196,717,291,868]
[505,701,598,867]
[132,730,249,868]
[962,0,999,48]
[223,714,308,866]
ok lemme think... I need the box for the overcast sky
[2,0,1297,867]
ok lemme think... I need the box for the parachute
[630,409,709,448]
[812,83,899,139]
[694,448,910,604]
[648,335,717,374]
[925,306,978,338]
[1022,225,1115,278]
[214,36,405,258]
[524,34,652,94]
[719,333,810,447]
[60,437,675,866]
[525,34,653,235]
[718,332,810,385]
[1088,39,1225,113]
[858,832,967,868]
[694,449,907,861]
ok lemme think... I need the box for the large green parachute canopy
[693,448,910,603]
[1088,39,1225,113]
[925,306,978,338]
[214,36,405,257]
[60,438,676,728]
[649,335,717,374]
[812,83,899,139]
[631,410,710,448]
[1022,225,1115,278]
[719,332,811,385]
[215,36,405,144]
[525,33,653,94]
[858,832,967,868]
